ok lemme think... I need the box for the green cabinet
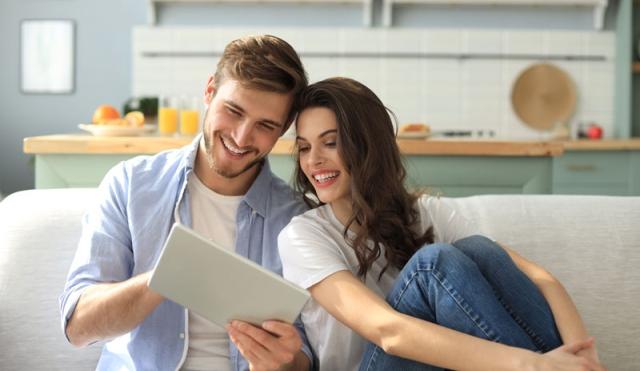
[402,156,552,196]
[33,152,554,197]
[552,151,638,195]
[34,154,135,188]
[270,154,554,197]
[32,150,639,197]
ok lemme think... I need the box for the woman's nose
[308,147,324,166]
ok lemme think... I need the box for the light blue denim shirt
[59,135,313,371]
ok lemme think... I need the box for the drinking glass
[158,96,178,135]
[180,96,200,136]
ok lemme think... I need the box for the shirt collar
[182,133,202,172]
[181,133,274,218]
[243,159,273,218]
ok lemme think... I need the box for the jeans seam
[493,294,552,352]
[391,264,498,342]
[362,343,381,371]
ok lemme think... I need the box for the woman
[277,77,604,371]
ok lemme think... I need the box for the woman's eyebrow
[318,129,337,138]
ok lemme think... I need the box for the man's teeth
[314,172,339,183]
[222,138,249,155]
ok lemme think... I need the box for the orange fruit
[124,111,145,127]
[92,105,120,124]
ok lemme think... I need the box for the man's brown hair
[214,35,308,131]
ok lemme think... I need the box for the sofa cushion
[1,190,638,370]
[447,195,640,370]
[0,188,102,370]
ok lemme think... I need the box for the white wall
[133,27,615,140]
[0,0,619,194]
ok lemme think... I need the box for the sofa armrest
[0,189,102,370]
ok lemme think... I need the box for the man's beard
[202,126,264,179]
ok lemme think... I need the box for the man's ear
[204,75,216,106]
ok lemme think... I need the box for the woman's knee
[410,242,473,271]
[453,235,510,267]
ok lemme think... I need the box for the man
[60,35,313,371]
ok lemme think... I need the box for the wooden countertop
[561,139,640,151]
[23,134,567,157]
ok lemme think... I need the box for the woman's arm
[498,243,600,362]
[310,270,603,371]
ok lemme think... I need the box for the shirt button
[179,333,185,339]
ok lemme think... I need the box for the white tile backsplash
[503,31,545,55]
[463,31,503,55]
[547,31,587,56]
[133,27,615,140]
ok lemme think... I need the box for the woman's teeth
[314,172,338,183]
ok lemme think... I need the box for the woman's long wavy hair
[294,77,433,279]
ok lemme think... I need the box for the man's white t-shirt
[278,195,482,371]
[181,172,242,371]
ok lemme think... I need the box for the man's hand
[226,320,309,371]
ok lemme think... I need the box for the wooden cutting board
[511,63,576,131]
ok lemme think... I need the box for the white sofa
[0,188,639,370]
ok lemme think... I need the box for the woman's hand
[534,338,606,371]
[575,341,601,366]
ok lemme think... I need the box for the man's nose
[232,120,253,148]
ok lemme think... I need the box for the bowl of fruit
[79,104,154,137]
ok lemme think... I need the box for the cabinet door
[402,156,552,197]
[270,154,553,197]
[552,151,631,195]
[34,154,136,189]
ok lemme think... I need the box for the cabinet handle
[567,164,596,172]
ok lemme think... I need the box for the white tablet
[148,223,310,327]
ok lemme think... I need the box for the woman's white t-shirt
[278,196,482,371]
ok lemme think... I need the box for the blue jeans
[358,235,562,371]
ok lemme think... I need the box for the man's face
[201,78,293,179]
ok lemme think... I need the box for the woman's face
[296,107,351,207]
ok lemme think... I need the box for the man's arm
[66,272,164,347]
[227,320,311,371]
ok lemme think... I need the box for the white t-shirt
[278,195,482,371]
[181,172,242,371]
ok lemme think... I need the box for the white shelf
[382,0,609,30]
[148,0,373,26]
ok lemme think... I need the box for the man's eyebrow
[224,100,284,128]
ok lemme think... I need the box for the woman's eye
[298,146,310,153]
[325,142,336,147]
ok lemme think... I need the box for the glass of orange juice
[158,96,178,135]
[180,96,200,136]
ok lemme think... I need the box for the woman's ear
[203,75,216,107]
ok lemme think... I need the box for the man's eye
[227,108,240,116]
[259,122,276,131]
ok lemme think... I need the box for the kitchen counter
[561,138,640,151]
[23,134,565,157]
[23,134,639,195]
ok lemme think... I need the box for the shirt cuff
[60,285,89,342]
